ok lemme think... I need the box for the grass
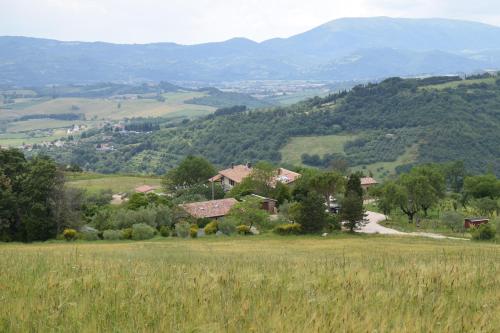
[351,144,419,181]
[420,77,497,90]
[66,173,162,194]
[280,134,358,166]
[0,236,498,332]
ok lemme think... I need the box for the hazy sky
[1,0,500,44]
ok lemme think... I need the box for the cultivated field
[0,92,215,146]
[280,134,358,166]
[66,173,163,194]
[0,236,498,332]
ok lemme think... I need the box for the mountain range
[2,17,500,85]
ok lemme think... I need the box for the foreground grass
[1,236,498,332]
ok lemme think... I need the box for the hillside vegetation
[49,75,500,175]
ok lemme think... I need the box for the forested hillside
[39,75,500,176]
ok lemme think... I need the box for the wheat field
[0,236,498,332]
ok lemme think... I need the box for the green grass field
[0,236,498,332]
[351,144,419,181]
[280,134,358,166]
[66,173,163,194]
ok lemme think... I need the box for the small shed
[251,194,278,214]
[464,217,489,229]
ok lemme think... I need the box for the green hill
[36,75,500,176]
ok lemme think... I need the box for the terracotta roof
[210,164,301,185]
[217,164,253,183]
[135,185,156,193]
[361,177,378,186]
[181,198,238,219]
[276,168,301,184]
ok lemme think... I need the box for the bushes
[218,219,236,235]
[190,225,199,238]
[79,230,99,241]
[236,225,252,235]
[103,230,122,240]
[63,229,77,241]
[175,221,191,238]
[274,223,302,235]
[131,223,156,240]
[471,224,496,241]
[204,221,218,235]
[441,211,465,233]
[121,228,133,240]
[159,226,171,237]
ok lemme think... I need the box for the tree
[443,161,466,193]
[292,191,327,234]
[228,162,277,199]
[341,191,364,232]
[226,197,269,229]
[346,174,363,198]
[162,156,216,191]
[309,171,345,210]
[464,174,500,199]
[371,181,399,215]
[441,211,465,233]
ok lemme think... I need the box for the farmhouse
[464,217,489,229]
[360,177,378,190]
[209,163,301,191]
[181,198,238,219]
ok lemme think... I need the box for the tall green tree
[162,156,216,191]
[309,171,345,209]
[292,191,327,233]
[341,191,364,232]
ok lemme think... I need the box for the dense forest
[37,75,500,176]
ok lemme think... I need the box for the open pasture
[0,236,498,332]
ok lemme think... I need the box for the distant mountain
[2,17,500,85]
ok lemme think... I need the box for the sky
[1,0,500,44]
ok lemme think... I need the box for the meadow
[66,173,163,194]
[280,134,358,166]
[0,236,498,332]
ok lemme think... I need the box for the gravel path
[358,211,468,240]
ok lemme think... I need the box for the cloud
[0,0,499,43]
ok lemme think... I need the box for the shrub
[204,221,218,235]
[471,224,496,241]
[131,223,156,240]
[441,211,465,232]
[326,214,341,231]
[274,223,302,235]
[103,230,122,240]
[196,217,212,228]
[121,228,133,240]
[63,229,77,241]
[159,225,171,237]
[79,230,99,241]
[190,225,199,238]
[236,225,252,235]
[217,219,236,235]
[175,221,191,238]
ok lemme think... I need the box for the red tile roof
[181,198,238,219]
[276,168,301,184]
[209,164,301,185]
